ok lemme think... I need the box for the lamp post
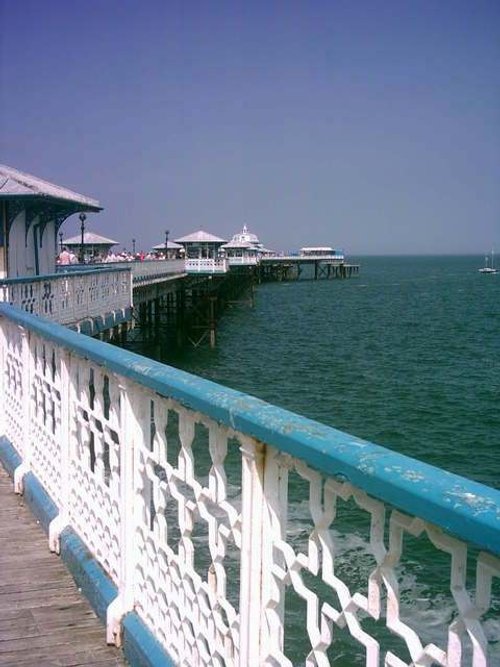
[132,238,136,255]
[59,231,63,253]
[79,213,86,263]
[164,229,170,260]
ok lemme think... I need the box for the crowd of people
[102,250,158,262]
[57,247,78,265]
[57,247,168,265]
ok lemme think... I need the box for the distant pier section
[164,229,360,280]
[0,163,358,351]
[259,246,359,281]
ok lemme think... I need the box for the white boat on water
[478,250,498,274]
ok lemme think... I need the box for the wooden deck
[0,466,127,666]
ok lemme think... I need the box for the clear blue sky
[1,0,499,255]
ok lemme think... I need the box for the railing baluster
[14,326,32,492]
[238,435,266,665]
[48,348,71,553]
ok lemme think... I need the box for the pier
[1,165,499,666]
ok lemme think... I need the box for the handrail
[1,302,498,665]
[1,303,498,555]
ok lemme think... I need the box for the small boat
[478,250,498,274]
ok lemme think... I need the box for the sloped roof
[63,231,118,245]
[175,230,227,243]
[221,240,254,249]
[300,246,334,252]
[0,163,102,211]
[152,240,183,250]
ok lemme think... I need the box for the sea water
[169,255,500,489]
[153,255,500,663]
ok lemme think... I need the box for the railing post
[238,439,289,664]
[106,379,144,646]
[49,349,72,553]
[55,276,62,322]
[13,327,32,492]
[0,316,5,435]
[261,446,289,661]
[238,435,266,665]
[128,270,133,314]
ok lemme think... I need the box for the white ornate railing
[129,258,186,283]
[227,256,259,266]
[261,255,345,263]
[57,259,186,285]
[0,269,132,327]
[0,303,499,666]
[185,258,229,274]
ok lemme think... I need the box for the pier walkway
[0,466,127,667]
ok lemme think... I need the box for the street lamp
[59,231,64,253]
[132,238,136,255]
[164,229,170,260]
[79,213,87,263]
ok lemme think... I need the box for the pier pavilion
[0,166,499,666]
[0,163,102,278]
[174,229,227,258]
[62,230,119,262]
[152,239,184,259]
[220,224,274,265]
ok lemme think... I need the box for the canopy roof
[63,231,118,246]
[300,246,334,252]
[221,240,254,249]
[0,164,102,211]
[152,240,183,250]
[175,230,226,244]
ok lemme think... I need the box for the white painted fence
[0,269,132,327]
[99,259,186,284]
[184,258,229,273]
[0,304,499,666]
[226,256,259,266]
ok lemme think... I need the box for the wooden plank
[0,646,125,666]
[0,465,128,666]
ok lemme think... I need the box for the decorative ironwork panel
[134,397,242,666]
[56,276,72,318]
[40,281,55,318]
[0,269,131,327]
[68,358,122,584]
[29,336,62,503]
[262,452,500,666]
[1,319,25,455]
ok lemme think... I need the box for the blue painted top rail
[1,302,499,556]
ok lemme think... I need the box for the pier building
[300,245,344,259]
[220,224,274,265]
[152,239,184,259]
[62,230,119,262]
[0,165,498,667]
[0,163,101,278]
